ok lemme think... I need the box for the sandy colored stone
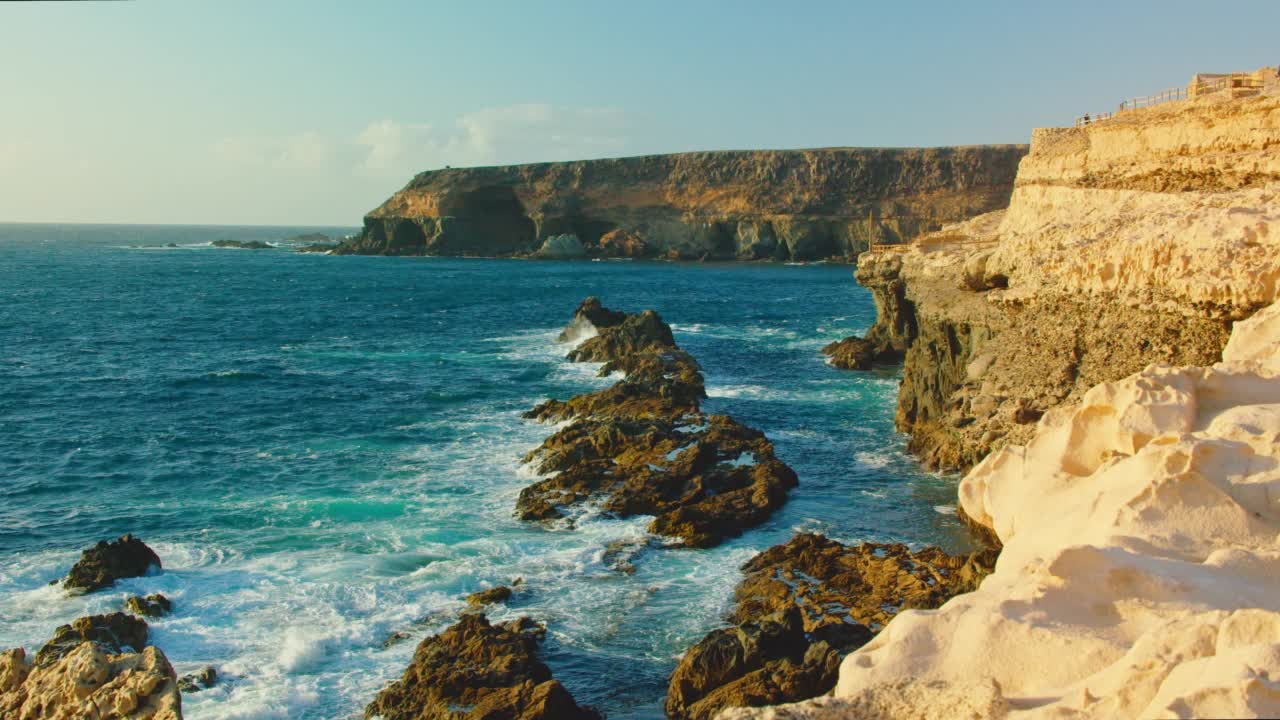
[0,643,181,720]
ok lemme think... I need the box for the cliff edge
[334,147,1027,261]
[843,89,1280,471]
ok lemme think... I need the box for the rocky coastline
[518,297,798,548]
[333,147,1027,261]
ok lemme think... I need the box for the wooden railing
[1075,71,1269,127]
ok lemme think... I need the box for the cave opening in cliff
[389,219,427,254]
[456,186,537,253]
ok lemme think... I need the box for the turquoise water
[0,223,971,719]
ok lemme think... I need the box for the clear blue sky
[2,0,1276,225]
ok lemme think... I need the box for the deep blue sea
[0,223,971,719]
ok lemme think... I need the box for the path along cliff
[334,147,1026,261]
[726,83,1280,718]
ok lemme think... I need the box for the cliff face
[850,92,1280,471]
[335,147,1027,260]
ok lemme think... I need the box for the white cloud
[353,104,631,175]
[210,131,335,171]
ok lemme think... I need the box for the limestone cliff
[335,147,1027,261]
[841,90,1280,471]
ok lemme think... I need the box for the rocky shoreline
[518,297,798,548]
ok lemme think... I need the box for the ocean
[0,223,972,719]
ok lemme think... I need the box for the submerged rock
[177,666,217,693]
[211,239,273,249]
[365,613,599,720]
[665,533,995,718]
[519,299,797,548]
[63,534,162,593]
[125,594,172,618]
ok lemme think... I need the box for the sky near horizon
[1,1,1277,226]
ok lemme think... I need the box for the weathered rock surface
[465,585,513,609]
[1,616,180,719]
[365,613,598,720]
[665,534,994,719]
[36,613,150,668]
[819,337,876,370]
[125,594,172,619]
[519,299,797,548]
[838,93,1280,472]
[176,666,217,694]
[64,535,162,593]
[335,147,1027,260]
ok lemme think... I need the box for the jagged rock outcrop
[1,615,181,720]
[125,594,172,619]
[518,298,797,548]
[335,147,1027,260]
[830,92,1280,472]
[365,613,599,720]
[665,534,995,719]
[35,614,150,668]
[64,535,162,594]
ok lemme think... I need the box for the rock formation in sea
[723,78,1280,720]
[64,534,163,594]
[210,239,274,249]
[365,613,599,720]
[0,613,182,719]
[333,147,1027,260]
[829,90,1280,472]
[665,534,995,719]
[518,298,798,548]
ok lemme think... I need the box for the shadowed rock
[665,533,996,719]
[34,613,150,668]
[365,613,599,720]
[126,593,173,618]
[178,666,218,693]
[63,534,162,593]
[465,585,513,609]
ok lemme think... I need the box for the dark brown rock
[365,613,599,720]
[596,228,649,258]
[63,534,162,593]
[178,665,218,693]
[821,336,877,370]
[126,593,173,618]
[466,585,513,609]
[664,533,996,719]
[519,301,796,548]
[34,612,149,668]
[665,607,847,720]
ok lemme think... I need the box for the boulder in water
[126,593,173,618]
[178,665,218,693]
[365,613,599,720]
[63,534,162,593]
